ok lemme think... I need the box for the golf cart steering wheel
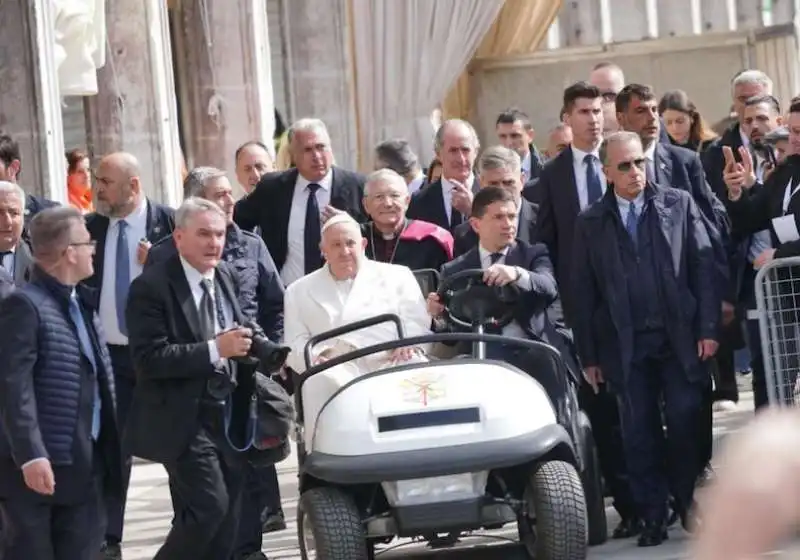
[437,269,521,330]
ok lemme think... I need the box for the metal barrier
[755,256,800,406]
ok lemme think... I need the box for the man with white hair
[0,181,34,284]
[234,118,367,286]
[361,168,453,271]
[407,119,481,233]
[284,213,431,446]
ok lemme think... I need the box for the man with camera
[125,197,269,560]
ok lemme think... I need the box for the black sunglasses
[616,158,647,172]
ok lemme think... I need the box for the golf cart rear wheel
[298,487,371,560]
[521,460,588,560]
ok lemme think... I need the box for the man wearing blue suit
[616,83,731,485]
[571,131,718,547]
[83,152,175,560]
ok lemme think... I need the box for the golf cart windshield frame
[296,313,566,422]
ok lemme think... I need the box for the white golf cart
[294,269,607,559]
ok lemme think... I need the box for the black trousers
[617,332,705,522]
[233,463,282,558]
[104,345,135,544]
[0,480,104,560]
[158,425,245,560]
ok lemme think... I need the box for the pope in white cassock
[283,213,432,446]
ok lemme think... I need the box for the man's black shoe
[101,541,123,560]
[262,511,287,533]
[611,517,642,539]
[637,520,668,547]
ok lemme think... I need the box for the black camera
[233,320,290,375]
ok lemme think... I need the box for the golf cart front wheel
[521,460,588,560]
[298,487,372,560]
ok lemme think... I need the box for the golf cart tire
[582,429,609,546]
[298,487,371,560]
[525,460,588,560]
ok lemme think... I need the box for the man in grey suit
[0,181,34,285]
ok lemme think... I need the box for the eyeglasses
[616,158,647,172]
[69,240,97,249]
[602,91,618,102]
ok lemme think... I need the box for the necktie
[625,201,639,245]
[199,279,216,340]
[489,252,504,265]
[449,203,462,231]
[585,154,603,205]
[68,295,101,440]
[304,184,323,274]
[115,220,131,335]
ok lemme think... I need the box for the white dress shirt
[571,145,607,210]
[522,151,532,182]
[644,142,657,180]
[478,244,533,339]
[282,171,333,286]
[180,258,234,364]
[441,174,476,224]
[1,246,15,276]
[407,173,426,195]
[99,197,148,345]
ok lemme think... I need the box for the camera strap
[221,393,259,452]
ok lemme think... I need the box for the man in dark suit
[495,108,544,182]
[233,118,366,286]
[0,181,34,285]
[407,119,481,233]
[83,152,175,560]
[125,198,255,560]
[572,131,718,546]
[146,167,286,556]
[0,207,122,560]
[524,81,606,324]
[0,134,59,233]
[453,146,537,257]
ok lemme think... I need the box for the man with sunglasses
[571,131,718,548]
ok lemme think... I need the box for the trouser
[617,332,705,522]
[487,339,636,520]
[1,476,104,560]
[105,345,135,545]
[158,425,246,560]
[233,463,281,558]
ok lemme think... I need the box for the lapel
[428,180,449,227]
[13,241,33,285]
[307,268,346,327]
[561,147,581,216]
[275,169,298,233]
[462,247,482,270]
[166,256,205,342]
[504,243,524,267]
[328,167,351,210]
[518,200,535,243]
[649,185,683,275]
[91,215,111,284]
[594,190,630,322]
[654,144,674,188]
[216,263,245,325]
[144,199,167,242]
[340,261,380,322]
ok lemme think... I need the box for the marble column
[84,0,183,206]
[0,0,67,202]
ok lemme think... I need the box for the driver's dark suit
[438,240,580,393]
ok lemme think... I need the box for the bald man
[85,152,176,560]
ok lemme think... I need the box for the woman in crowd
[659,90,718,152]
[65,148,93,213]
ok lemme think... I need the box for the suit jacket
[453,199,538,258]
[441,241,558,343]
[23,194,59,230]
[526,144,545,182]
[406,177,481,233]
[9,239,33,285]
[570,185,717,387]
[653,142,731,302]
[0,267,14,299]
[124,256,251,463]
[145,224,285,341]
[522,147,583,323]
[283,259,431,373]
[83,199,176,298]
[233,167,367,271]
